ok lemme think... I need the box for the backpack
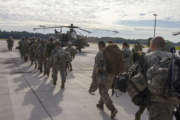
[113,73,129,93]
[127,57,150,106]
[127,64,149,106]
[147,54,180,98]
[103,45,125,74]
[55,50,69,65]
[146,57,170,96]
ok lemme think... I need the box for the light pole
[153,13,157,37]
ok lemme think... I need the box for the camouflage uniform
[17,39,24,58]
[89,50,117,117]
[65,46,77,71]
[23,38,29,62]
[7,37,14,51]
[29,40,36,65]
[122,47,132,70]
[65,46,77,60]
[32,41,39,68]
[45,40,56,76]
[52,47,71,88]
[144,49,174,120]
[132,43,143,63]
[89,51,103,93]
[37,42,46,73]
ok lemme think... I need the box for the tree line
[0,30,52,39]
[0,30,179,46]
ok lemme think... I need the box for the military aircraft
[33,24,91,52]
[173,32,180,36]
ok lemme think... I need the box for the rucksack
[127,68,149,106]
[146,57,170,96]
[147,54,180,98]
[113,73,129,93]
[55,49,70,65]
[103,45,125,74]
[127,59,150,106]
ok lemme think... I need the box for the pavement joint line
[22,72,54,120]
[13,58,54,120]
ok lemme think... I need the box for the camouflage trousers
[148,102,174,120]
[29,54,35,65]
[8,44,13,51]
[43,59,48,76]
[98,74,116,112]
[37,59,44,73]
[46,59,52,77]
[52,65,67,87]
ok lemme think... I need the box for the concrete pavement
[0,41,147,120]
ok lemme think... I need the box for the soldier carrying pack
[103,44,125,75]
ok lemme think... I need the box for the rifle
[168,47,179,97]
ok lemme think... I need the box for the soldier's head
[98,41,106,51]
[151,36,166,51]
[122,42,129,48]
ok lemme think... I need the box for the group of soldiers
[89,37,180,120]
[17,37,77,89]
[6,35,180,120]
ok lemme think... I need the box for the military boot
[53,79,57,86]
[47,69,50,77]
[111,109,118,119]
[96,103,104,111]
[61,81,65,89]
[53,81,56,86]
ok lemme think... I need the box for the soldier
[52,42,71,89]
[23,37,30,62]
[37,40,46,73]
[122,42,132,70]
[65,42,77,59]
[144,37,175,120]
[65,42,77,71]
[89,41,118,119]
[7,36,14,51]
[132,42,144,63]
[45,38,56,77]
[29,38,36,65]
[17,38,24,58]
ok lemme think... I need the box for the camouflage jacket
[144,50,172,72]
[122,48,132,68]
[52,48,71,67]
[65,47,77,59]
[92,51,106,76]
[144,50,172,96]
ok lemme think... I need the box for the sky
[0,0,180,42]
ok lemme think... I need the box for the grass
[176,46,180,50]
[0,39,7,40]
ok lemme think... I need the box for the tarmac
[0,40,148,120]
